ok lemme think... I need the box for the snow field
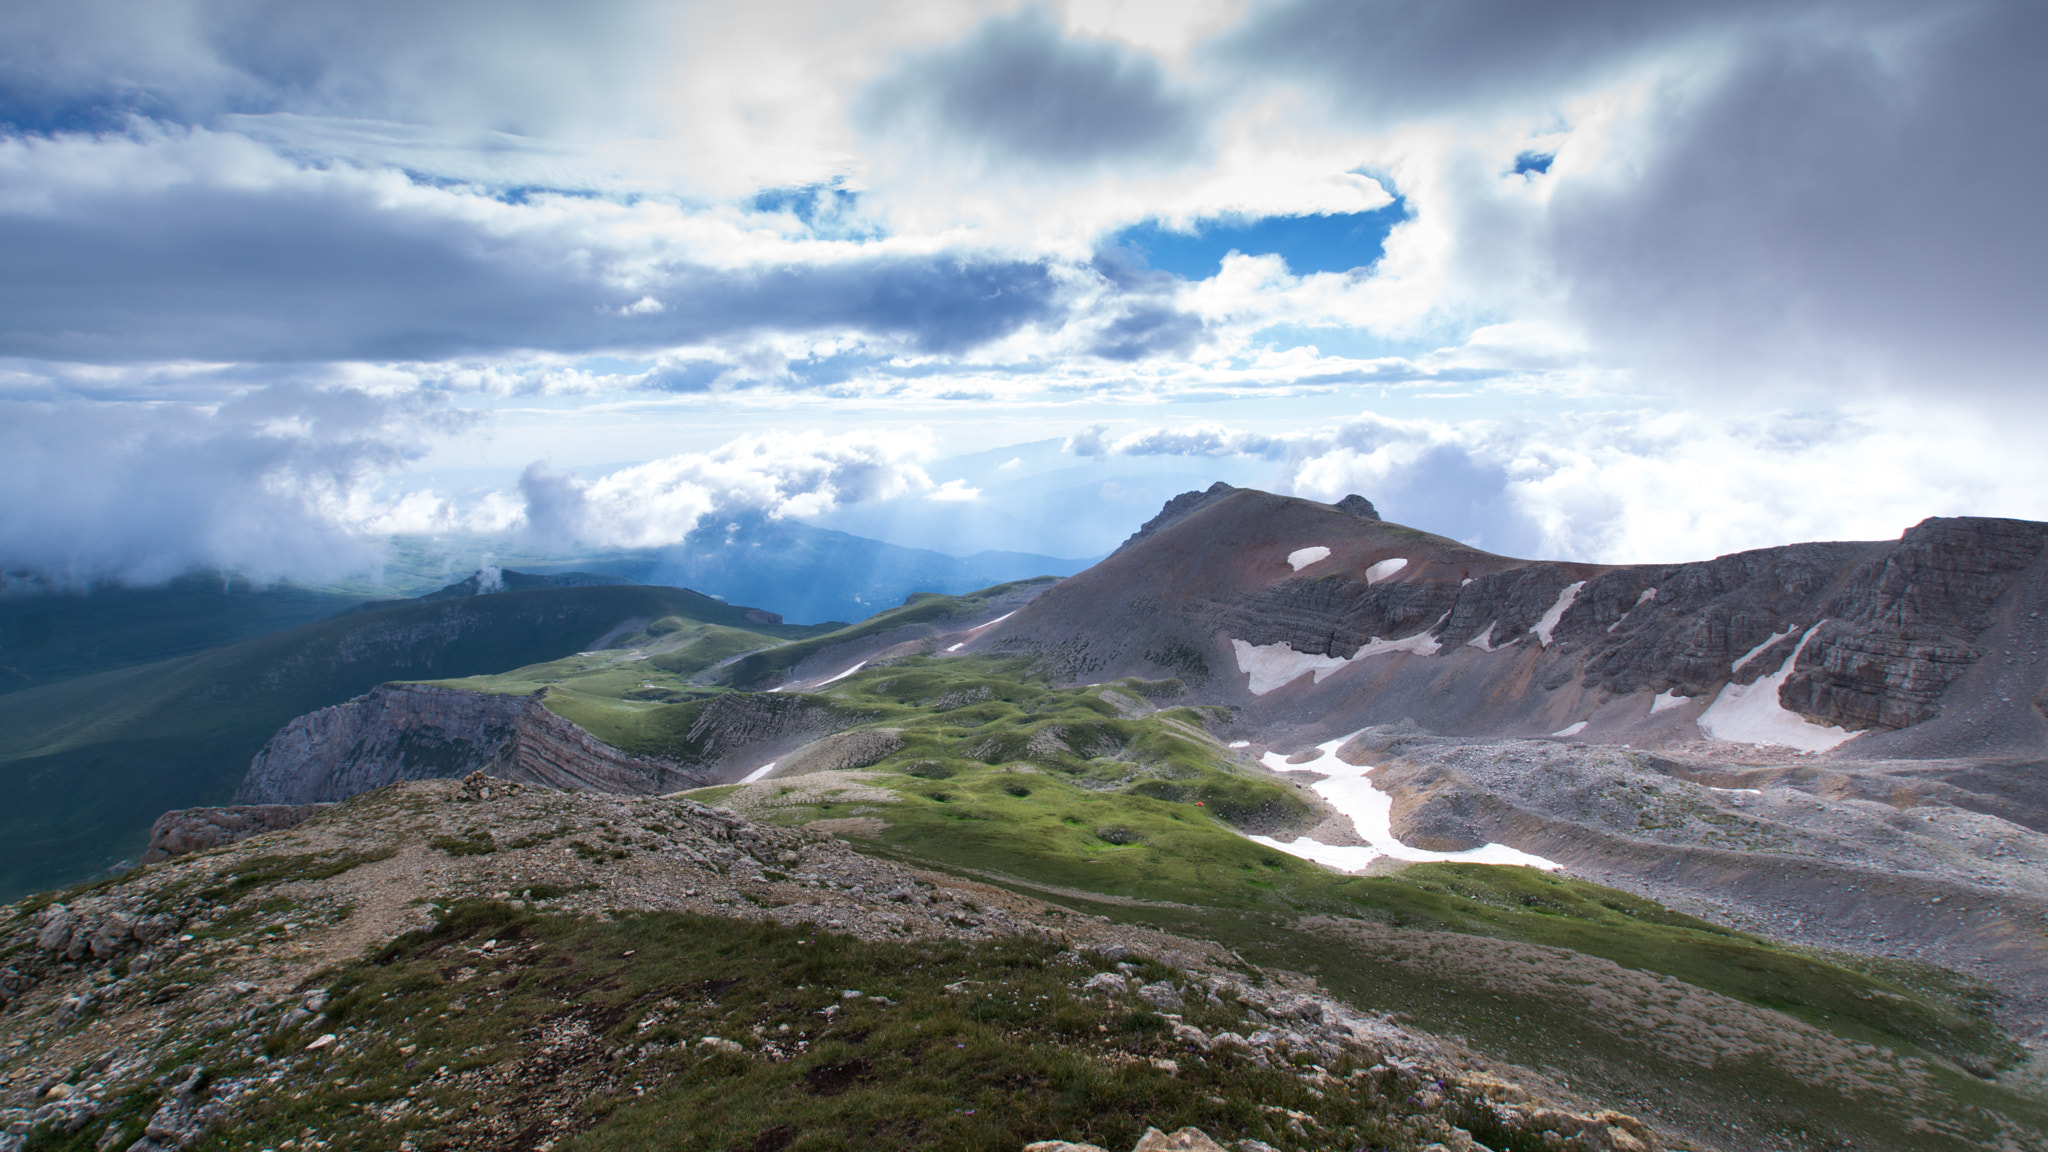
[1550,721,1589,737]
[1697,624,1857,752]
[740,761,779,784]
[1286,546,1332,571]
[1230,613,1447,695]
[1249,734,1559,872]
[1731,626,1799,675]
[1365,558,1409,584]
[1650,690,1691,714]
[1530,581,1585,646]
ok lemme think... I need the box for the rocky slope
[976,488,2048,758]
[0,778,1673,1152]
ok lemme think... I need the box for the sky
[2,0,2045,586]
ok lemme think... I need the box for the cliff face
[235,684,710,804]
[988,488,2048,754]
[236,684,857,805]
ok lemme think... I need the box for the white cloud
[516,427,942,549]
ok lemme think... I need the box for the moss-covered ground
[152,902,1439,1152]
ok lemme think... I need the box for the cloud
[0,127,1067,363]
[516,428,943,549]
[861,6,1202,171]
[1068,402,2048,562]
[1066,421,1292,459]
[0,384,462,586]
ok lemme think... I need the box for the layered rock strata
[236,684,709,803]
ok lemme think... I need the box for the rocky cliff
[236,684,856,805]
[235,684,711,803]
[984,488,2048,755]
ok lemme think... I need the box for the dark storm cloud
[1218,0,1785,119]
[1227,0,2048,402]
[0,167,1063,362]
[862,6,1201,168]
[1543,4,2048,397]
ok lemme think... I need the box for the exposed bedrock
[991,488,2048,750]
[237,684,706,803]
[237,684,861,805]
[140,803,332,862]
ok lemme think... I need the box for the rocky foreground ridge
[2,777,1665,1152]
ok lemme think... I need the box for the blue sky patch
[1106,201,1407,279]
[1512,150,1555,175]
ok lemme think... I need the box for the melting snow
[1231,640,1354,695]
[1465,621,1515,652]
[1530,581,1585,646]
[817,661,867,686]
[1650,690,1691,714]
[1286,546,1332,571]
[1365,558,1408,584]
[1551,721,1589,737]
[1608,587,1657,633]
[1249,734,1559,871]
[1228,740,1251,749]
[740,761,778,784]
[1730,626,1799,675]
[1697,624,1856,752]
[1232,614,1447,695]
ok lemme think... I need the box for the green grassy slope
[670,652,2040,1148]
[0,571,378,693]
[0,586,824,900]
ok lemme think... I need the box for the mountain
[355,518,1089,624]
[12,487,2048,1147]
[0,571,376,694]
[0,583,827,899]
[981,484,2048,759]
[567,512,1090,623]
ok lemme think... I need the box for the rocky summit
[5,488,2048,1151]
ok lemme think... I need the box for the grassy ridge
[681,655,2021,1090]
[0,587,821,900]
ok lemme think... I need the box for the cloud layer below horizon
[3,0,2043,584]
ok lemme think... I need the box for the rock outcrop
[237,684,859,805]
[236,684,711,803]
[140,805,331,862]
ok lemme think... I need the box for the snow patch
[1365,558,1408,584]
[740,761,778,784]
[1228,740,1250,749]
[1551,721,1589,737]
[1231,614,1447,695]
[1230,640,1353,695]
[1460,578,1474,587]
[944,642,965,652]
[1286,546,1332,571]
[1650,690,1691,714]
[1698,625,1856,753]
[1529,581,1585,646]
[1608,587,1656,633]
[1465,621,1515,652]
[818,661,867,686]
[1250,735,1559,871]
[1731,626,1800,675]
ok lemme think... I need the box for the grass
[0,585,819,901]
[666,654,2031,1112]
[207,901,1428,1152]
